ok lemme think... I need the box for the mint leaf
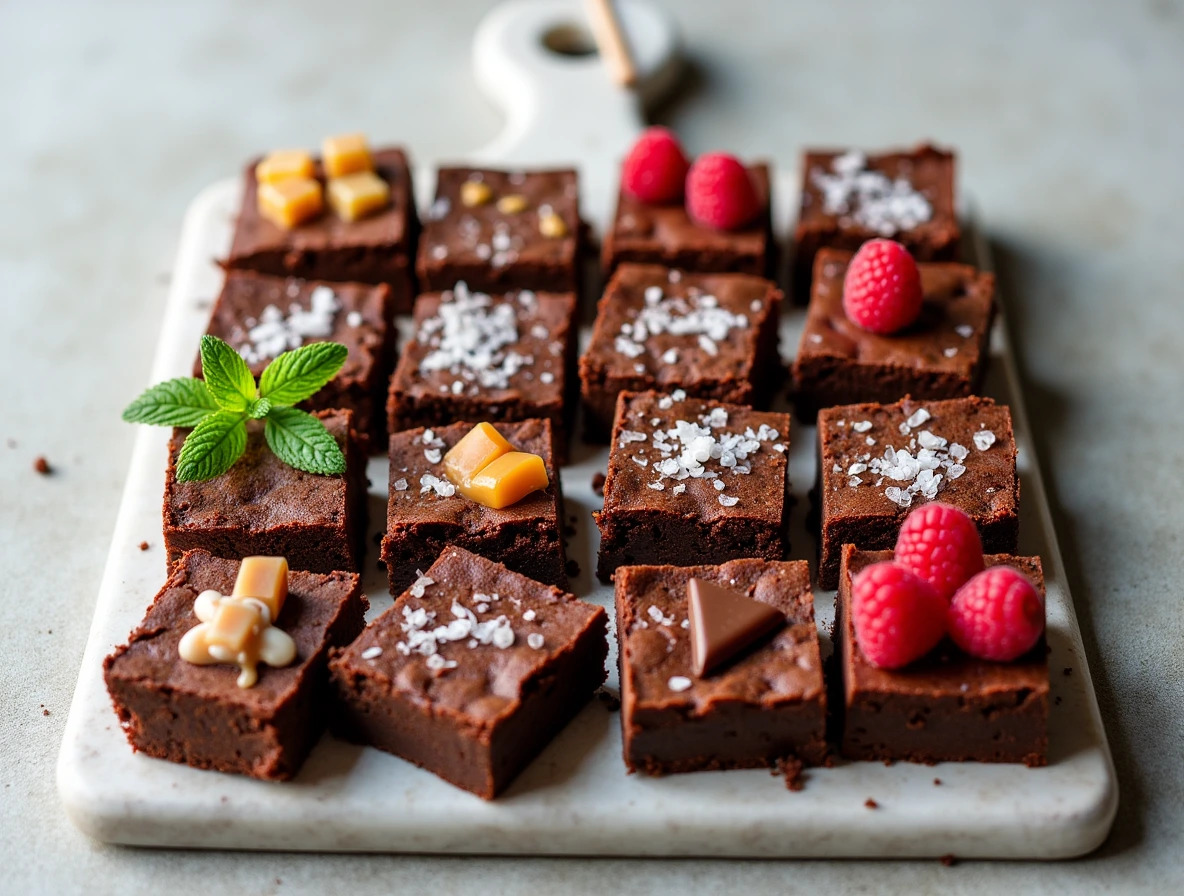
[200,335,257,412]
[175,411,248,482]
[247,397,272,419]
[122,378,218,427]
[259,342,348,407]
[264,407,346,475]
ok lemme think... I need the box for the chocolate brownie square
[793,144,960,301]
[198,271,396,446]
[579,263,783,440]
[163,409,368,575]
[104,550,368,780]
[594,391,791,581]
[329,546,608,799]
[386,284,576,460]
[225,147,418,312]
[382,418,566,594]
[616,559,827,775]
[792,249,995,418]
[837,545,1048,765]
[416,167,581,295]
[816,396,1019,590]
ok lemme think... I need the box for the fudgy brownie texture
[792,249,995,418]
[416,167,581,296]
[616,559,827,775]
[225,147,418,313]
[329,546,608,799]
[164,409,368,575]
[104,550,368,780]
[816,396,1019,589]
[579,263,783,441]
[603,163,774,278]
[382,419,567,595]
[386,284,576,462]
[837,545,1048,766]
[594,391,791,581]
[198,271,396,447]
[793,144,960,301]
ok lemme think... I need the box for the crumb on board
[864,798,878,809]
[33,456,52,475]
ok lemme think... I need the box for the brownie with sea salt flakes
[792,249,995,418]
[594,390,791,581]
[579,263,783,441]
[816,395,1018,590]
[329,546,608,800]
[386,283,576,460]
[198,271,396,447]
[104,550,368,780]
[616,559,827,776]
[416,167,582,296]
[837,545,1048,766]
[382,418,566,595]
[225,147,419,312]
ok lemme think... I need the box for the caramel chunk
[327,171,391,222]
[496,193,528,214]
[442,422,513,486]
[322,133,373,178]
[258,177,324,229]
[210,598,264,654]
[458,451,549,510]
[461,179,493,208]
[232,556,289,620]
[255,149,315,184]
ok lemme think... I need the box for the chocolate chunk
[688,577,785,677]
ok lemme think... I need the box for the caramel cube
[327,171,391,222]
[322,133,373,178]
[258,178,324,229]
[443,423,513,486]
[209,600,264,654]
[255,150,315,185]
[232,556,289,620]
[458,451,549,510]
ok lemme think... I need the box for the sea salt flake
[905,408,931,428]
[667,676,693,692]
[393,478,408,491]
[943,347,959,358]
[361,646,382,660]
[718,494,739,507]
[955,324,975,338]
[424,448,442,464]
[409,572,434,598]
[671,484,686,495]
[973,430,997,451]
[852,420,873,433]
[527,633,545,649]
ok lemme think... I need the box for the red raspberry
[842,239,923,334]
[894,502,984,602]
[685,152,760,230]
[621,127,690,204]
[850,562,946,669]
[948,566,1045,661]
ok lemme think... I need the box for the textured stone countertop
[2,0,1182,892]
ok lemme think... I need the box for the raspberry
[948,566,1045,661]
[621,127,690,204]
[842,239,923,334]
[685,152,760,230]
[850,562,946,669]
[894,502,984,602]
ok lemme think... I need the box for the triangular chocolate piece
[689,578,786,677]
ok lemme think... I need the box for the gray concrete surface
[2,0,1181,892]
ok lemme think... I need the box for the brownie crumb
[940,854,957,867]
[933,777,942,786]
[596,688,621,712]
[1063,667,1072,676]
[138,541,150,552]
[566,559,581,579]
[864,798,879,809]
[42,709,50,717]
[33,456,52,475]
[1054,695,1063,706]
[882,758,894,767]
[591,471,606,495]
[774,756,804,791]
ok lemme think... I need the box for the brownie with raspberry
[616,558,828,775]
[816,396,1019,590]
[792,144,960,301]
[792,248,995,418]
[579,263,783,440]
[602,162,774,278]
[836,544,1048,766]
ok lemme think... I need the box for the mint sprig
[123,336,348,482]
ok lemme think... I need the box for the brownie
[793,144,960,300]
[386,284,576,461]
[225,147,418,313]
[816,396,1019,590]
[602,163,774,278]
[579,263,783,440]
[416,167,581,296]
[382,419,567,594]
[616,559,827,775]
[198,271,396,447]
[104,550,368,780]
[593,391,791,581]
[329,546,608,799]
[792,249,995,418]
[837,545,1048,765]
[163,409,368,575]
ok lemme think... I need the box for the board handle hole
[541,23,598,58]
